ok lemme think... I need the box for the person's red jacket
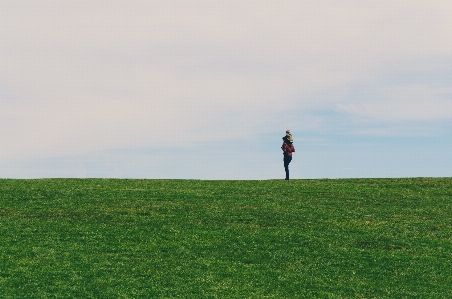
[281,142,295,156]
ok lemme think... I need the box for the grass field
[0,178,451,298]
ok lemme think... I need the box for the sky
[1,0,451,179]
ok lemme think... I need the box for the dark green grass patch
[1,178,451,298]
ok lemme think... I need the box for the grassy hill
[1,178,451,298]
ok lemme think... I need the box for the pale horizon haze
[1,0,451,179]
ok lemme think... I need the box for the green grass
[1,178,451,298]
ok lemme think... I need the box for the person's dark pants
[284,155,292,180]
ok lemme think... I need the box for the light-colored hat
[286,130,290,133]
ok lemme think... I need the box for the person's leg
[284,156,292,180]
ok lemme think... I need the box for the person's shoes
[285,178,289,180]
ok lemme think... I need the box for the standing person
[281,130,295,180]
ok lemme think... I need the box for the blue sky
[1,0,451,179]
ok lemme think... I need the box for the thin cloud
[337,87,452,122]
